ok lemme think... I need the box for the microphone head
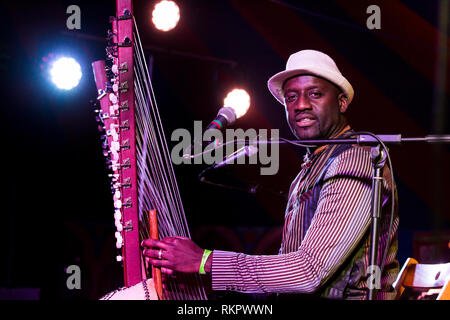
[217,106,237,126]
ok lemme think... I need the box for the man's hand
[141,236,211,275]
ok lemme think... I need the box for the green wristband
[199,249,212,274]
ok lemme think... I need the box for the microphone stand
[367,145,387,301]
[199,133,449,300]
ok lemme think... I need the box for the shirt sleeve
[211,147,375,294]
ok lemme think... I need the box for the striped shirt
[210,138,399,299]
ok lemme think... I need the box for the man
[142,50,399,300]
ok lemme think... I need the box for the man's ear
[338,93,349,113]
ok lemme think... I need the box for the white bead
[110,141,120,152]
[109,93,118,104]
[111,151,119,161]
[114,199,122,209]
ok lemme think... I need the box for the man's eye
[285,94,297,102]
[310,91,322,98]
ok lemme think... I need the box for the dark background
[0,0,449,300]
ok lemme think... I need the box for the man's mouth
[296,117,316,127]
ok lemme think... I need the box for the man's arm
[211,147,375,294]
[142,147,377,294]
[141,236,209,275]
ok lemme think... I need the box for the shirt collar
[312,124,351,156]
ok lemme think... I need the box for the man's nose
[294,94,311,111]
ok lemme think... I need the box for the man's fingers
[143,249,167,260]
[146,257,170,269]
[141,238,171,250]
[162,236,190,243]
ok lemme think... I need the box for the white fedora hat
[267,50,354,105]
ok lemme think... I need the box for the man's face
[283,75,347,140]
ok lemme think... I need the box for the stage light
[49,57,82,90]
[224,89,251,119]
[152,0,180,32]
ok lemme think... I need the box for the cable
[279,137,318,148]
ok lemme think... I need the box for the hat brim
[267,67,354,105]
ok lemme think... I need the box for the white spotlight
[152,0,180,32]
[50,57,82,90]
[224,89,251,119]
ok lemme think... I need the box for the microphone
[196,89,252,147]
[183,107,237,158]
[184,89,251,159]
[204,106,237,133]
[213,145,258,168]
